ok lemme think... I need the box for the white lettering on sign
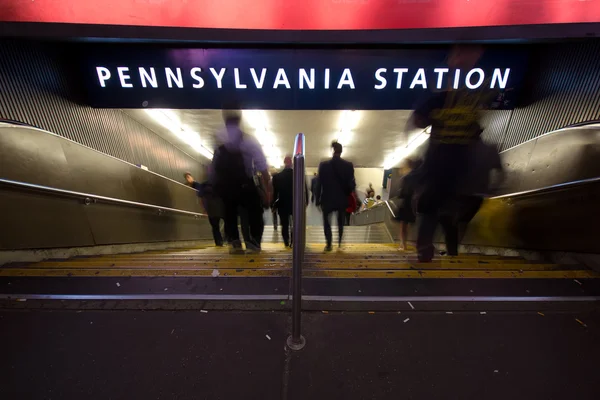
[250,68,267,89]
[393,68,408,89]
[337,68,355,89]
[234,68,247,89]
[466,68,484,89]
[374,68,386,90]
[434,68,448,89]
[190,67,204,88]
[139,67,158,88]
[165,67,183,88]
[96,67,111,87]
[299,68,315,89]
[453,69,461,89]
[410,68,427,89]
[93,66,512,92]
[117,67,133,88]
[210,68,226,88]
[491,68,510,89]
[273,68,291,89]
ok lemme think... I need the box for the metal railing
[490,176,600,200]
[287,133,307,351]
[0,178,206,218]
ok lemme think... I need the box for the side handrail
[490,176,600,200]
[287,133,306,351]
[0,178,206,218]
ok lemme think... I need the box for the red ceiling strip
[1,0,599,31]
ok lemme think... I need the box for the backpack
[213,145,252,196]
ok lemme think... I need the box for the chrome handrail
[0,178,206,217]
[384,200,397,219]
[490,176,600,200]
[287,133,306,351]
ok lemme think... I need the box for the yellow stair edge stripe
[20,261,563,271]
[1,268,598,279]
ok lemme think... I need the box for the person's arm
[405,96,435,142]
[271,175,279,209]
[305,182,309,206]
[208,153,218,185]
[349,163,357,194]
[315,164,323,207]
[248,138,273,205]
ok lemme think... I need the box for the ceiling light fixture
[145,109,213,160]
[335,110,361,146]
[243,110,283,169]
[382,126,431,170]
[338,110,361,132]
[244,110,269,130]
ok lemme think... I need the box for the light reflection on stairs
[263,224,392,244]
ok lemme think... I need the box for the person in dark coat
[272,156,308,248]
[390,158,422,251]
[315,141,356,251]
[185,172,225,247]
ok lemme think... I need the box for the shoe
[229,240,245,255]
[284,242,290,248]
[216,242,224,247]
[324,245,333,252]
[246,240,262,254]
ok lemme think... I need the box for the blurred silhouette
[211,108,272,254]
[270,167,279,231]
[185,172,225,247]
[407,44,492,261]
[454,131,506,245]
[389,158,421,251]
[316,141,356,251]
[272,156,309,248]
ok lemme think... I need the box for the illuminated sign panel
[3,0,599,30]
[82,48,528,110]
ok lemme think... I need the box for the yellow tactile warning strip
[2,243,599,279]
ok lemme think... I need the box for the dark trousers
[416,181,456,262]
[345,212,351,226]
[279,210,293,246]
[272,209,278,229]
[417,213,459,261]
[223,187,264,246]
[417,195,484,262]
[208,216,224,246]
[323,208,345,246]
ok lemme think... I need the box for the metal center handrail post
[287,133,306,351]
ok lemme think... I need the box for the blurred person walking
[388,159,421,251]
[270,168,279,231]
[185,172,225,247]
[272,156,308,248]
[440,131,506,255]
[408,44,490,262]
[211,109,272,254]
[316,141,356,251]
